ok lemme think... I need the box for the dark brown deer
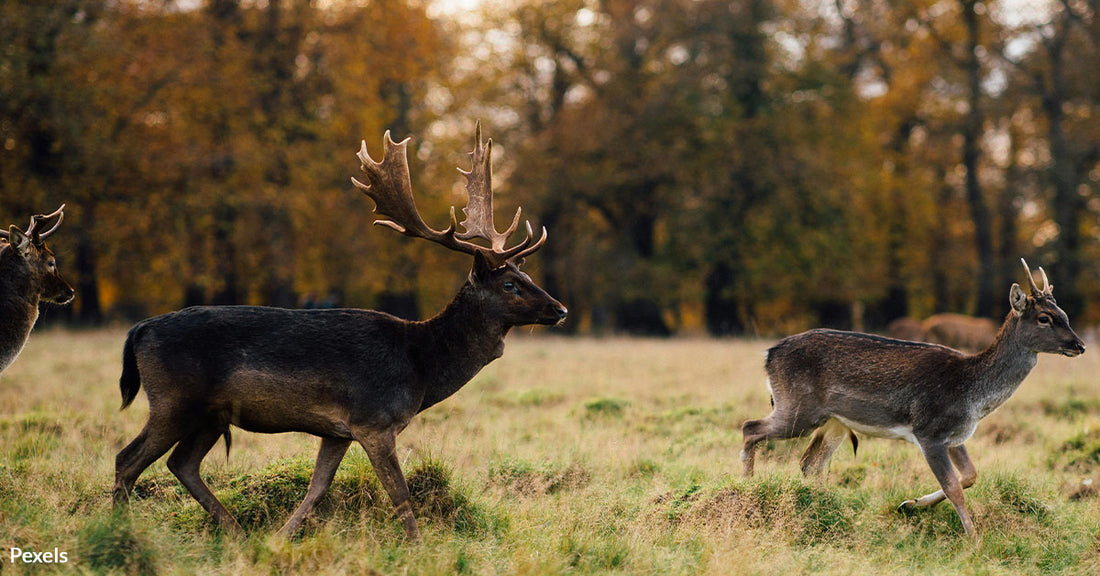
[740,260,1084,537]
[0,205,74,374]
[112,125,567,539]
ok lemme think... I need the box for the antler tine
[1,204,66,242]
[454,121,542,265]
[1038,266,1052,294]
[1020,258,1042,295]
[456,122,503,247]
[505,222,548,263]
[31,204,66,240]
[352,132,480,257]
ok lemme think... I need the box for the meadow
[1,328,1099,575]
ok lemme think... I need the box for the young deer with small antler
[112,124,567,539]
[741,259,1085,537]
[0,205,74,374]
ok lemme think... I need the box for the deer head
[0,205,74,305]
[1010,258,1084,357]
[353,123,566,327]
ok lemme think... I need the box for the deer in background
[885,313,998,352]
[921,313,999,352]
[112,124,567,540]
[741,260,1084,537]
[0,205,74,374]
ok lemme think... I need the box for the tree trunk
[75,201,102,323]
[1043,31,1084,317]
[962,0,994,317]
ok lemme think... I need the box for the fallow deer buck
[741,259,1085,537]
[0,205,74,374]
[112,124,567,539]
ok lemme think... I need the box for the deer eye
[1038,314,1052,326]
[503,281,519,294]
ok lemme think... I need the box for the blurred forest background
[1,0,1097,336]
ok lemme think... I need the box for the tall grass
[1,329,1098,574]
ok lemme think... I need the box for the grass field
[1,328,1099,575]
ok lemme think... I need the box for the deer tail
[119,324,143,410]
[223,428,233,460]
[849,430,859,457]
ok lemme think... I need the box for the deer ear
[471,251,495,281]
[8,226,31,257]
[1010,283,1028,316]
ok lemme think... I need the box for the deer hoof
[402,522,422,543]
[896,499,918,513]
[274,523,299,540]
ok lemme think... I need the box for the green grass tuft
[407,456,501,536]
[1040,396,1100,419]
[169,455,389,533]
[628,458,660,479]
[560,532,630,571]
[653,476,862,545]
[987,472,1052,524]
[488,457,591,496]
[1,411,64,463]
[582,397,629,418]
[1050,428,1100,472]
[78,512,158,576]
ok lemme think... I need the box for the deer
[112,124,567,540]
[921,313,999,352]
[0,205,74,374]
[740,259,1085,538]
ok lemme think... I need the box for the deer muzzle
[539,301,568,326]
[1062,338,1086,357]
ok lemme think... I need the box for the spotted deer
[0,205,74,374]
[740,260,1085,537]
[112,124,567,539]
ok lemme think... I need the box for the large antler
[1021,258,1053,295]
[352,123,545,268]
[0,204,65,243]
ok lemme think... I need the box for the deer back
[765,329,969,426]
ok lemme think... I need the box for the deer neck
[413,281,510,411]
[0,254,40,372]
[969,313,1037,418]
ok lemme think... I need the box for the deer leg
[949,444,977,489]
[113,418,189,506]
[741,408,825,477]
[897,444,978,510]
[900,442,977,538]
[167,424,242,534]
[276,436,352,538]
[799,418,850,477]
[355,428,420,542]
